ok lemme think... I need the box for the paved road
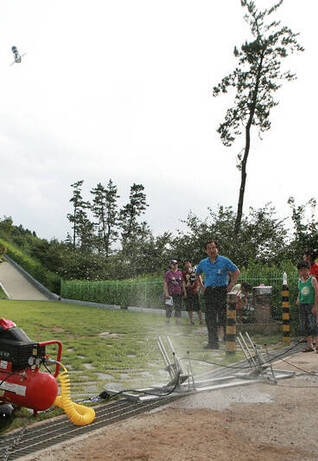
[0,259,48,300]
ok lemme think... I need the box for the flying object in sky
[11,46,26,65]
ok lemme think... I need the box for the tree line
[66,180,149,256]
[0,188,317,281]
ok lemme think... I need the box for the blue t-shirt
[196,255,238,288]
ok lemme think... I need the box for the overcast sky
[0,0,316,241]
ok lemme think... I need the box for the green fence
[61,274,299,320]
[61,279,164,309]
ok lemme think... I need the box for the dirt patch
[52,327,65,333]
[29,352,318,461]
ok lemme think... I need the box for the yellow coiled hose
[54,367,95,426]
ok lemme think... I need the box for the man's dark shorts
[299,303,318,336]
[184,293,201,311]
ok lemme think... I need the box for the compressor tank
[0,367,58,411]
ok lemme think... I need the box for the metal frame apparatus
[104,333,295,402]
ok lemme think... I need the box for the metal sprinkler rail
[105,333,296,402]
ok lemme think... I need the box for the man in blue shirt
[196,240,240,349]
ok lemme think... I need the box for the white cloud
[0,0,316,240]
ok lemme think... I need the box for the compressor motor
[0,318,46,371]
[0,318,62,426]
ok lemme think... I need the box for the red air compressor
[0,318,62,431]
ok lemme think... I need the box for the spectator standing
[183,260,203,325]
[195,240,240,349]
[296,261,318,352]
[303,249,318,281]
[163,260,186,324]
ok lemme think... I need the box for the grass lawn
[0,299,284,430]
[0,300,284,386]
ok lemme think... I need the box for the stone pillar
[252,286,272,323]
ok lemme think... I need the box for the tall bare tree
[213,0,303,234]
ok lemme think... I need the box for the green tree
[213,0,303,234]
[91,180,119,256]
[67,180,84,247]
[0,216,13,237]
[58,247,109,280]
[67,180,94,250]
[172,203,288,268]
[119,183,149,245]
[287,196,318,261]
[30,238,67,274]
[77,209,95,252]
